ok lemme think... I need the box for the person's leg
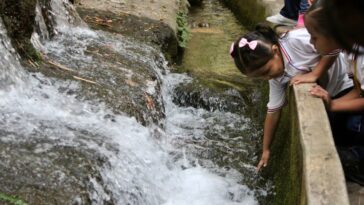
[279,0,301,20]
[296,0,309,27]
[337,145,364,185]
[266,0,300,26]
[299,0,309,14]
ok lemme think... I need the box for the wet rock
[0,137,111,204]
[172,80,248,114]
[0,0,39,60]
[77,8,178,60]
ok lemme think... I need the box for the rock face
[76,8,178,60]
[0,0,39,60]
[75,0,184,59]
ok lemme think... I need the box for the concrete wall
[270,83,349,205]
[294,84,349,205]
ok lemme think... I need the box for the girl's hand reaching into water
[309,85,332,109]
[290,72,318,85]
[256,149,270,171]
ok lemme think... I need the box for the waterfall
[0,0,269,204]
[0,19,26,87]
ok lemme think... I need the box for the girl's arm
[290,55,337,85]
[310,85,364,112]
[257,110,281,171]
[331,89,364,112]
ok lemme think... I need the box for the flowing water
[0,0,271,204]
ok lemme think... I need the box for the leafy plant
[176,11,189,48]
[0,193,28,205]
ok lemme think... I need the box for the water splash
[0,19,26,87]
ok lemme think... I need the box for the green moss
[0,193,27,205]
[221,0,266,30]
[176,11,190,48]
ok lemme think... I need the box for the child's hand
[290,73,318,85]
[309,85,332,109]
[256,150,270,171]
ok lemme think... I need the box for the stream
[0,0,272,204]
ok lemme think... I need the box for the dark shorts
[328,87,364,146]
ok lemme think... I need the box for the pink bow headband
[230,38,258,57]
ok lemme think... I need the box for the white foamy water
[0,19,26,87]
[0,0,266,204]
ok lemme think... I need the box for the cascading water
[0,19,26,87]
[0,0,270,204]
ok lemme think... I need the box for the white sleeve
[287,30,316,55]
[357,55,364,91]
[284,29,320,70]
[267,79,287,113]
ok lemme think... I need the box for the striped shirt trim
[280,42,309,72]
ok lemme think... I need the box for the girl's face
[248,45,284,80]
[305,16,341,55]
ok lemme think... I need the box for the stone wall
[268,84,350,205]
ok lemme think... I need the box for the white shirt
[345,46,364,91]
[267,28,353,113]
[354,55,364,91]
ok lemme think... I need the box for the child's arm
[256,110,281,171]
[290,55,337,85]
[310,85,364,112]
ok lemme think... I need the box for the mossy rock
[0,0,40,61]
[77,8,178,61]
[221,0,266,30]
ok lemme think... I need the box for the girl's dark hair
[325,0,364,52]
[307,0,364,53]
[304,0,331,36]
[231,23,279,75]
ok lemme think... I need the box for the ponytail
[230,23,278,75]
[255,23,279,45]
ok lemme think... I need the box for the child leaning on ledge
[304,0,364,184]
[229,23,353,171]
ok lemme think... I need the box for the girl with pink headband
[230,23,353,171]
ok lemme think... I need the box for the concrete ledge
[293,83,349,205]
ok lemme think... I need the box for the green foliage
[176,11,189,48]
[0,193,28,205]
